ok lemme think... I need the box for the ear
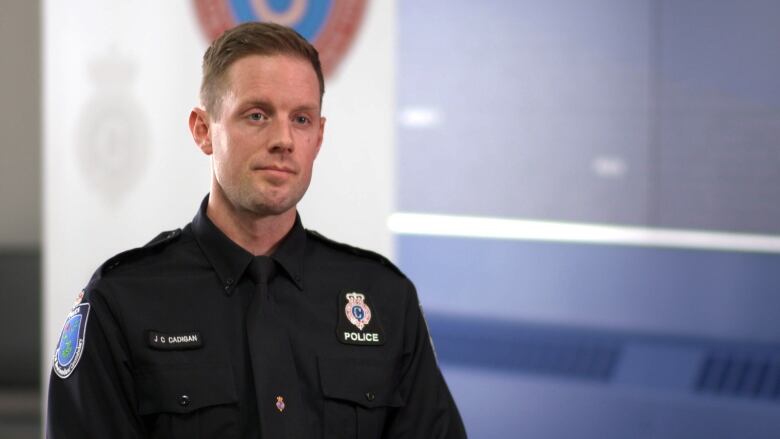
[189,107,213,155]
[314,116,326,158]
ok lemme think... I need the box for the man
[47,22,466,438]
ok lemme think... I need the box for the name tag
[146,330,203,350]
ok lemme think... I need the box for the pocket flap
[318,357,405,409]
[134,362,238,415]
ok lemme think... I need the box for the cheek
[298,132,321,160]
[214,133,250,166]
[302,148,319,168]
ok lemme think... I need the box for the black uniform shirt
[47,197,466,438]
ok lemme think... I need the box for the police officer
[46,22,466,438]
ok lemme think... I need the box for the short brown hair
[200,22,325,116]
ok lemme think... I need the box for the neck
[206,187,296,256]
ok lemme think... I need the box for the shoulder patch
[306,230,407,278]
[97,228,182,276]
[53,303,90,379]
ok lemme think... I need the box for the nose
[269,118,294,154]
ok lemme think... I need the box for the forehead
[222,54,320,108]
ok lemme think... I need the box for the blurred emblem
[192,0,367,76]
[345,292,371,330]
[276,395,286,412]
[53,303,90,379]
[76,52,149,205]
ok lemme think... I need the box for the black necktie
[248,256,276,288]
[245,256,307,438]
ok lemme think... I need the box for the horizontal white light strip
[388,212,780,253]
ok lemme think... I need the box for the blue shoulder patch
[52,302,90,379]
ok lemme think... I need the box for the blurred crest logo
[76,52,149,205]
[193,0,367,76]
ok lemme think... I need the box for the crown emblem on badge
[345,292,372,330]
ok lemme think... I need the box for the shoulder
[86,228,186,288]
[306,229,408,280]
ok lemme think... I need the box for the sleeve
[46,285,147,439]
[384,281,467,439]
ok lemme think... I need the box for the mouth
[252,164,297,183]
[253,164,296,174]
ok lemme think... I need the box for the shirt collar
[270,212,306,291]
[191,195,306,294]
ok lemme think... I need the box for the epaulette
[97,228,183,276]
[306,229,407,279]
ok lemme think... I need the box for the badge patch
[53,303,90,379]
[345,292,372,330]
[336,291,385,345]
[146,330,203,350]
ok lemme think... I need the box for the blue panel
[400,235,780,342]
[442,364,780,439]
[399,0,780,234]
[656,0,780,233]
[426,313,621,380]
[398,0,653,225]
[426,311,780,397]
[398,0,780,437]
[614,344,701,390]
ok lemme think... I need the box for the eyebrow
[239,99,320,114]
[294,104,321,113]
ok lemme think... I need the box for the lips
[253,164,296,174]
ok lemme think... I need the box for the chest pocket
[318,356,405,439]
[134,362,239,439]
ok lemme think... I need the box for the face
[191,54,325,218]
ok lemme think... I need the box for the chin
[245,198,295,217]
[236,184,305,217]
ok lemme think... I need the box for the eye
[248,112,266,121]
[294,115,311,125]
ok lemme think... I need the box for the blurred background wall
[0,1,41,437]
[1,0,780,438]
[394,1,780,437]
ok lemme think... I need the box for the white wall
[42,0,395,409]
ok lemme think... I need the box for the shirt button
[365,392,375,402]
[179,395,191,407]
